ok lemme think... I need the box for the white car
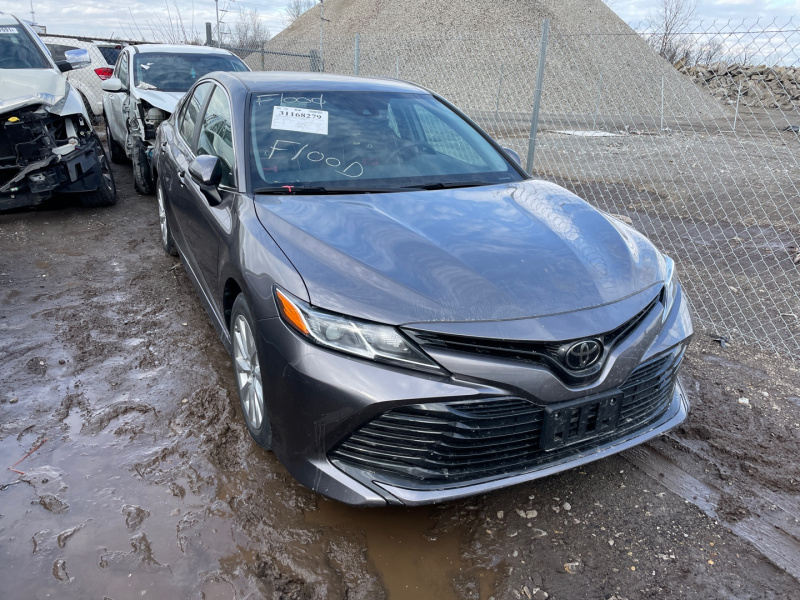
[41,36,123,122]
[0,12,117,210]
[101,44,248,194]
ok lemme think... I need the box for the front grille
[404,292,661,385]
[329,347,684,487]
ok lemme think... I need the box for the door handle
[160,142,167,153]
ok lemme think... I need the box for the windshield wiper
[414,181,497,190]
[253,186,421,195]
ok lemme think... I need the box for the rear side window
[178,82,213,145]
[98,46,122,66]
[45,43,80,62]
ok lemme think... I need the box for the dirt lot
[1,158,799,599]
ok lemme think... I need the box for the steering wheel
[387,140,435,163]
[0,57,32,68]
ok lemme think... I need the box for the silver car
[101,44,248,194]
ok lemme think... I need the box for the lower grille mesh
[329,348,684,486]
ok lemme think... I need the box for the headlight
[662,256,678,323]
[275,288,445,374]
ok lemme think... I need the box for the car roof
[131,44,238,56]
[213,71,430,95]
[0,12,22,26]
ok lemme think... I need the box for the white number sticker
[0,27,19,34]
[271,106,328,135]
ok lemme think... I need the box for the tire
[105,118,126,165]
[132,142,155,195]
[156,180,178,256]
[230,294,271,449]
[81,135,118,208]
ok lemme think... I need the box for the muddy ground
[1,158,799,600]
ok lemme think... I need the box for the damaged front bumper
[1,105,106,210]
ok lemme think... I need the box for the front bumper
[257,286,693,506]
[1,111,105,210]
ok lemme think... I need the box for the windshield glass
[133,52,247,91]
[248,91,523,192]
[0,24,51,69]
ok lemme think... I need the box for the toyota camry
[151,72,693,506]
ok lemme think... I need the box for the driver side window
[178,82,212,146]
[115,52,128,86]
[196,86,235,188]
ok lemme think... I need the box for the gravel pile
[262,0,722,119]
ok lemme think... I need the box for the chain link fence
[247,19,800,357]
[48,19,800,356]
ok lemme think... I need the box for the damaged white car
[101,44,248,194]
[0,13,117,211]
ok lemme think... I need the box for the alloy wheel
[157,186,169,248]
[233,314,264,429]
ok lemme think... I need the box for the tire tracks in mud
[624,441,800,581]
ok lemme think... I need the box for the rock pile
[683,63,800,111]
[265,0,723,120]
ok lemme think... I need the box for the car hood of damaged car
[132,88,186,114]
[0,69,69,115]
[255,179,668,327]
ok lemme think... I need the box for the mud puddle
[306,500,487,600]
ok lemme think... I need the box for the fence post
[261,45,265,70]
[592,71,603,131]
[493,65,505,133]
[354,33,360,75]
[733,79,743,131]
[396,54,399,79]
[526,18,550,173]
[205,22,213,47]
[660,75,665,131]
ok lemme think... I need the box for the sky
[2,0,799,41]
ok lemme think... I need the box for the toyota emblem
[564,339,603,370]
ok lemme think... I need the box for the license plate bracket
[540,392,623,451]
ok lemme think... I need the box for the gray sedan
[152,71,693,506]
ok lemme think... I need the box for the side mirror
[188,155,223,205]
[64,48,91,70]
[101,77,125,92]
[56,61,73,73]
[502,147,522,167]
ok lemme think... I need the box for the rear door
[105,50,129,145]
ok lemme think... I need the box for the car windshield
[0,24,51,69]
[248,91,523,192]
[133,52,247,91]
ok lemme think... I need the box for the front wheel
[81,135,118,208]
[132,142,155,195]
[156,181,178,256]
[230,294,272,449]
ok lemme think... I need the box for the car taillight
[95,67,113,80]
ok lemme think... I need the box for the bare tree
[646,0,700,63]
[283,0,316,27]
[229,8,271,53]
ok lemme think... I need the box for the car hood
[0,69,68,115]
[132,88,185,113]
[254,180,667,326]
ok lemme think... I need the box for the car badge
[563,339,603,370]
